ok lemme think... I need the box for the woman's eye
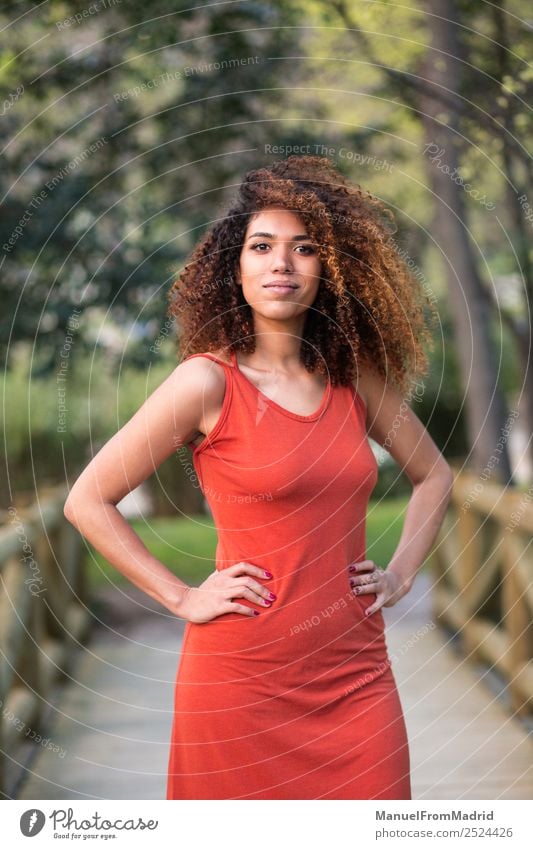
[250,243,315,253]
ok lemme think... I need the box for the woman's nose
[270,247,293,272]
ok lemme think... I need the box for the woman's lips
[263,284,299,294]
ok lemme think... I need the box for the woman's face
[238,208,322,323]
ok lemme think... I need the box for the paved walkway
[12,589,181,800]
[14,574,532,800]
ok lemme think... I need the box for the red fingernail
[348,565,357,572]
[253,610,260,616]
[264,571,273,578]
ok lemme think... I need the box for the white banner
[2,799,530,848]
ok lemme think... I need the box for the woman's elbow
[411,460,454,499]
[437,461,455,502]
[63,495,82,527]
[63,486,98,528]
[64,487,120,529]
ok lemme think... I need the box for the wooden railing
[0,485,90,797]
[431,466,533,718]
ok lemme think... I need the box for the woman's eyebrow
[246,231,310,240]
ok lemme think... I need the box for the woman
[64,155,453,800]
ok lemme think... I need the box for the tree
[323,0,533,480]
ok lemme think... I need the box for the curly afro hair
[166,155,437,393]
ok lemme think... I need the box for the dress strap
[183,352,233,369]
[181,353,234,455]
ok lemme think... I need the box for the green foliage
[0,0,302,371]
[2,0,529,496]
[1,344,197,509]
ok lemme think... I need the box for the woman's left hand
[347,559,411,616]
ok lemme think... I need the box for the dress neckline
[230,349,332,422]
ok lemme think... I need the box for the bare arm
[357,364,454,598]
[64,356,275,622]
[63,357,221,617]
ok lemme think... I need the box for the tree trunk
[493,0,533,475]
[419,0,513,483]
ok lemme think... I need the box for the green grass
[367,495,410,567]
[86,495,418,589]
[86,514,218,589]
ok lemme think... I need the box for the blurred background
[1,0,532,800]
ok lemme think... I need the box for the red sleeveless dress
[166,351,411,800]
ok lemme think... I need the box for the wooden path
[12,572,532,800]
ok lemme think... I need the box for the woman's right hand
[177,561,276,623]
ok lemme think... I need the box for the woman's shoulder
[175,351,229,419]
